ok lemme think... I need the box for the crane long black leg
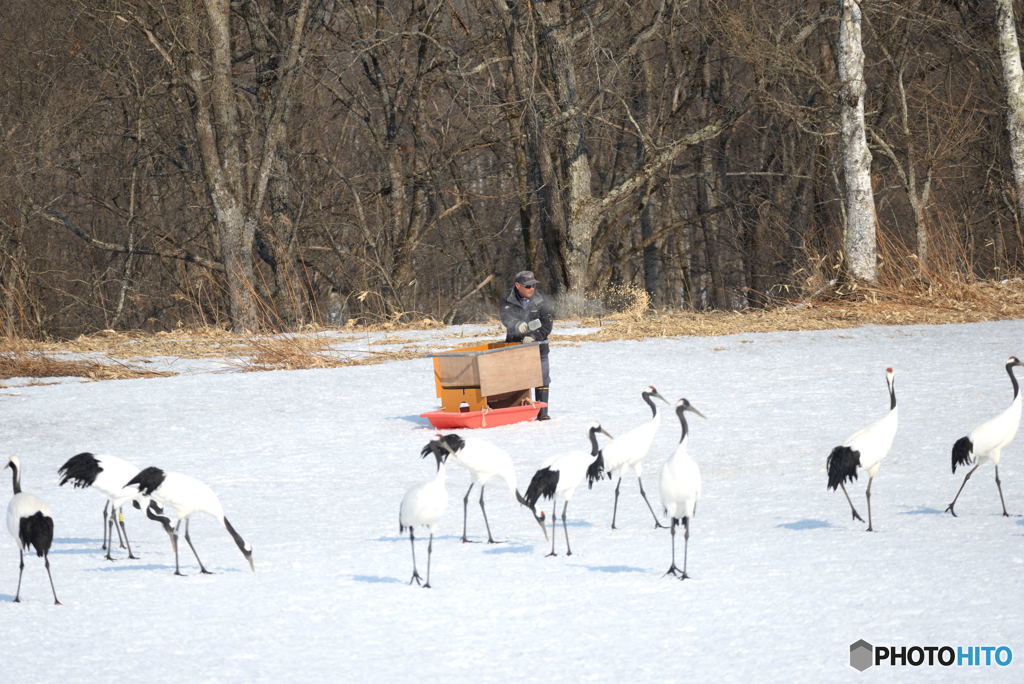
[839,482,865,522]
[183,519,212,574]
[14,548,24,602]
[995,466,1010,517]
[44,555,61,605]
[105,510,117,561]
[546,503,557,557]
[865,476,875,532]
[680,517,691,580]
[611,477,622,529]
[113,506,127,549]
[424,533,434,589]
[479,485,497,543]
[172,521,184,576]
[638,477,667,528]
[461,483,473,543]
[562,501,572,556]
[665,518,680,577]
[102,500,110,551]
[117,509,138,559]
[945,464,980,517]
[408,528,422,585]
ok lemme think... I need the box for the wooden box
[429,342,543,412]
[434,342,542,395]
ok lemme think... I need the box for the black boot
[535,386,550,421]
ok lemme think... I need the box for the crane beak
[599,427,614,439]
[687,405,707,419]
[535,510,548,541]
[516,490,548,540]
[654,390,669,404]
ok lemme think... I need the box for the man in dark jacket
[499,270,555,420]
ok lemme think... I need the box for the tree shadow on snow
[351,575,404,584]
[49,547,111,556]
[776,519,833,531]
[84,563,178,573]
[86,563,245,574]
[897,506,945,515]
[577,564,647,574]
[538,519,593,528]
[482,541,533,555]
[376,534,462,543]
[54,537,102,545]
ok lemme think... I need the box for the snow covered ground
[2,319,1023,681]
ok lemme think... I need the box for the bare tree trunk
[503,0,728,305]
[111,110,144,328]
[0,208,33,337]
[494,0,568,289]
[128,0,313,331]
[187,0,260,330]
[837,0,877,283]
[697,26,728,308]
[244,0,307,327]
[995,0,1024,222]
[533,0,594,300]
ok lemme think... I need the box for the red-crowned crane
[400,435,455,587]
[124,467,254,575]
[439,434,545,543]
[520,423,611,557]
[946,356,1024,517]
[826,368,898,532]
[658,398,706,580]
[5,456,61,605]
[58,452,145,560]
[588,386,669,529]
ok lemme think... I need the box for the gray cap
[514,270,539,286]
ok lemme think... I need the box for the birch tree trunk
[995,0,1024,222]
[837,0,877,283]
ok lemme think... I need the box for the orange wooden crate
[427,342,542,414]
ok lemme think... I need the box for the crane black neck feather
[887,375,896,410]
[642,390,658,418]
[588,426,602,456]
[8,461,20,495]
[676,405,690,444]
[421,434,462,470]
[126,467,166,497]
[1007,360,1020,400]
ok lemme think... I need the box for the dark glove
[527,318,542,331]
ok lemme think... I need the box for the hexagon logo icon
[850,640,874,671]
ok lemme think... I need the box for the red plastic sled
[421,402,546,429]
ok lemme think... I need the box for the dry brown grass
[574,278,1024,342]
[0,349,173,381]
[4,276,1024,379]
[240,332,434,371]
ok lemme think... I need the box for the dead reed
[4,271,1024,379]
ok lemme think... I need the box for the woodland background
[1,0,1022,338]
